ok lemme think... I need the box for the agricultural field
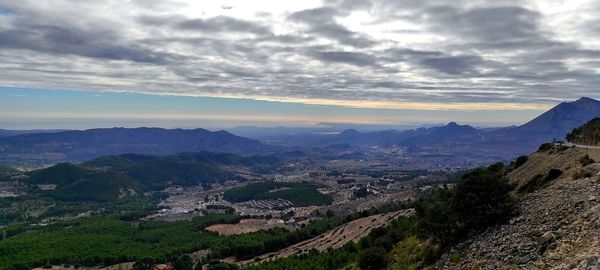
[223,181,333,207]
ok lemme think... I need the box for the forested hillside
[566,117,600,146]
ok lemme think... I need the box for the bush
[518,169,563,193]
[580,155,595,166]
[572,169,593,180]
[538,143,554,152]
[546,169,563,181]
[515,156,529,168]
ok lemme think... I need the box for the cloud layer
[0,0,599,109]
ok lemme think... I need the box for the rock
[538,231,556,245]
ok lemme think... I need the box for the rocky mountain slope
[438,145,600,269]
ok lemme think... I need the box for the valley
[0,98,599,270]
[3,0,600,268]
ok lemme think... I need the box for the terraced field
[231,209,415,266]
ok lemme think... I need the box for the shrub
[538,143,553,152]
[580,155,595,166]
[546,169,563,181]
[572,170,593,180]
[518,169,563,193]
[515,156,529,168]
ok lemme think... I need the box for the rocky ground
[438,160,600,269]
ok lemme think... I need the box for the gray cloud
[288,7,375,48]
[418,55,483,75]
[0,24,173,64]
[138,15,272,35]
[0,0,600,108]
[176,16,272,35]
[310,50,378,67]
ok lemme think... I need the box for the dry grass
[508,147,600,192]
[205,218,293,236]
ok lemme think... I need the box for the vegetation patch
[518,169,563,193]
[223,181,333,206]
[515,155,529,169]
[566,117,600,145]
[538,143,554,152]
[387,236,439,270]
[580,154,595,166]
[417,163,515,247]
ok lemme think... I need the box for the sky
[1,0,599,129]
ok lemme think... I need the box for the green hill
[28,163,91,187]
[25,152,281,202]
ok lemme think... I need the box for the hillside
[25,152,282,201]
[566,117,600,146]
[0,127,281,164]
[0,164,19,181]
[437,144,600,269]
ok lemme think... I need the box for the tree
[357,247,388,270]
[450,168,514,231]
[174,255,193,270]
[418,166,514,247]
[207,262,239,270]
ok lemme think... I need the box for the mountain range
[0,97,598,166]
[0,127,280,165]
[263,97,600,159]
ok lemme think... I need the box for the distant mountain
[264,122,479,147]
[398,122,479,146]
[226,123,416,138]
[504,97,600,139]
[0,127,280,164]
[0,129,68,137]
[260,97,600,164]
[479,97,600,155]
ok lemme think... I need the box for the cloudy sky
[1,0,599,129]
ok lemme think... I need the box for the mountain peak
[339,129,359,135]
[573,97,600,105]
[515,97,600,138]
[576,96,596,102]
